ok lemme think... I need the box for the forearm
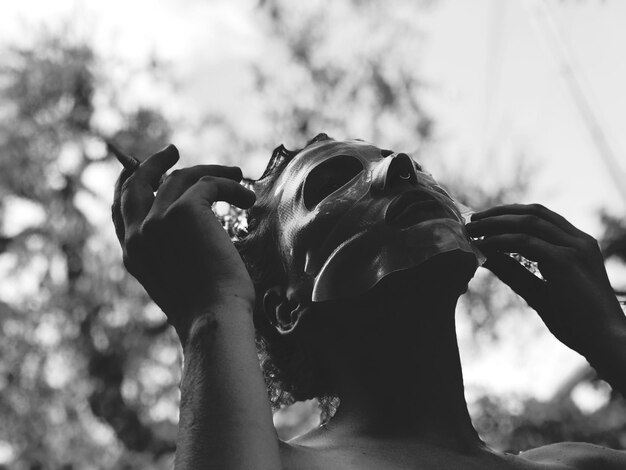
[174,301,281,470]
[583,316,626,398]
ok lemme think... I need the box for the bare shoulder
[278,439,330,470]
[519,442,626,469]
[278,438,622,470]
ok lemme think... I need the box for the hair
[234,133,340,420]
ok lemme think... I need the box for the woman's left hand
[466,203,626,356]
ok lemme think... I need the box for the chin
[427,250,478,292]
[378,249,478,298]
[307,249,477,333]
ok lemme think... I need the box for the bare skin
[113,143,626,469]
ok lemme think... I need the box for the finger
[110,143,141,245]
[483,252,547,310]
[112,166,136,244]
[171,176,256,213]
[133,144,180,190]
[466,214,577,247]
[148,165,243,217]
[471,204,581,237]
[120,145,179,236]
[474,233,562,263]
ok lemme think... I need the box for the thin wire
[523,0,626,209]
[483,0,507,162]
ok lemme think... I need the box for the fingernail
[162,144,180,161]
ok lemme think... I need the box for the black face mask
[272,140,483,302]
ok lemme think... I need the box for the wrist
[583,312,626,357]
[178,299,255,349]
[582,316,626,392]
[594,322,626,361]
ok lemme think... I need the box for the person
[112,134,626,469]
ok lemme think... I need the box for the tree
[2,2,620,466]
[251,0,626,447]
[0,31,177,468]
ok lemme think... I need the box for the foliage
[254,0,436,150]
[474,384,626,452]
[601,211,626,265]
[0,2,623,467]
[0,32,177,468]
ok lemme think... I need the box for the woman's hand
[466,203,626,356]
[111,145,256,343]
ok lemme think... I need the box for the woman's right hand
[111,145,257,342]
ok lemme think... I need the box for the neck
[316,284,481,451]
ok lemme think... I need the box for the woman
[113,134,626,469]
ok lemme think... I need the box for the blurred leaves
[0,2,623,467]
[110,109,172,161]
[474,384,626,452]
[0,30,177,468]
[253,0,435,150]
[600,211,626,262]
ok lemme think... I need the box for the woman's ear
[263,286,305,335]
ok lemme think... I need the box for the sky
[3,0,623,225]
[2,0,625,404]
[422,0,626,226]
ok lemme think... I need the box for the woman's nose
[372,153,418,193]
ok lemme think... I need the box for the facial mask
[271,140,485,302]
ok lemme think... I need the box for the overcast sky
[2,0,624,403]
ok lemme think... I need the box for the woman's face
[271,139,480,302]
